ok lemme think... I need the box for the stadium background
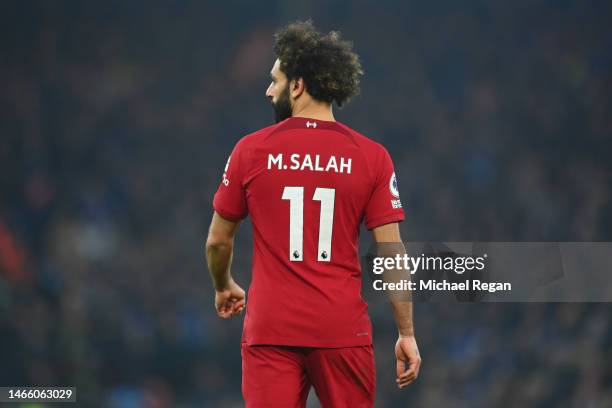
[1,0,611,406]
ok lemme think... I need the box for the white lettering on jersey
[314,155,324,171]
[340,157,352,174]
[325,156,338,172]
[290,154,300,170]
[268,154,283,170]
[267,153,352,174]
[300,154,314,171]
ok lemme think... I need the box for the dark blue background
[0,1,611,406]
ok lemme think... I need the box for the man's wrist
[214,276,233,292]
[398,328,415,338]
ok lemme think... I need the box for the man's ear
[290,77,305,99]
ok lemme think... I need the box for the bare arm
[371,222,421,388]
[371,223,414,336]
[206,211,245,318]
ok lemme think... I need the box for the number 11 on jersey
[282,186,336,262]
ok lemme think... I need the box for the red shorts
[241,343,376,408]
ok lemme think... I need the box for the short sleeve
[213,140,248,221]
[364,146,405,230]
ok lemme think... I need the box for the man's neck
[291,100,335,122]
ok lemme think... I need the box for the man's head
[266,20,364,123]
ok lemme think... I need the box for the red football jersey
[213,117,404,347]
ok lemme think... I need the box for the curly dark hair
[273,20,363,108]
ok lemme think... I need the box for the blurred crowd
[0,1,610,407]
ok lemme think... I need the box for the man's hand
[395,335,421,389]
[215,278,246,319]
